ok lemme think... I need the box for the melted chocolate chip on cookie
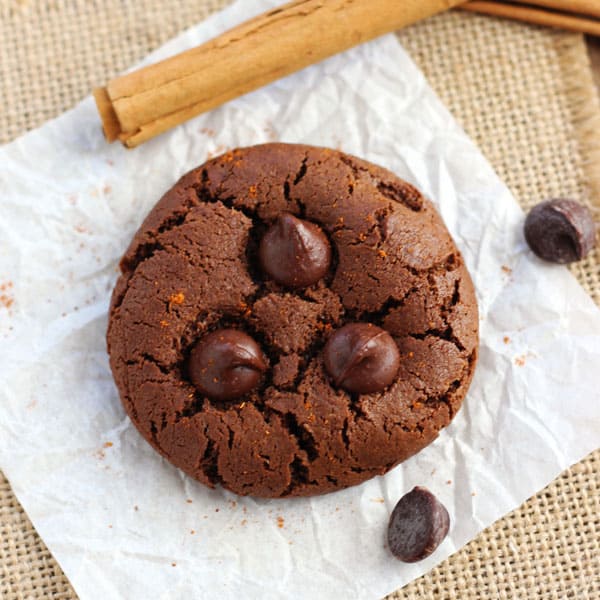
[259,213,332,288]
[188,329,267,401]
[324,323,400,393]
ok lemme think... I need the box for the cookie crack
[423,378,463,420]
[345,287,419,326]
[339,154,370,178]
[272,408,319,462]
[338,154,423,212]
[125,352,172,376]
[346,392,373,424]
[437,279,467,352]
[120,193,201,275]
[394,253,460,278]
[149,420,159,446]
[377,181,423,212]
[293,154,309,186]
[374,206,391,242]
[111,198,203,314]
[407,328,466,353]
[198,436,224,487]
[385,418,421,436]
[115,164,249,303]
[282,457,315,496]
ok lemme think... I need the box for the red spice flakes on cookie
[169,292,185,307]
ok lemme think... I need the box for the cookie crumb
[190,530,195,535]
[0,281,14,310]
[171,562,176,567]
[446,480,452,485]
[134,505,139,511]
[103,442,113,448]
[515,355,526,367]
[263,124,277,141]
[501,265,512,274]
[277,516,285,528]
[503,336,510,344]
[186,499,193,504]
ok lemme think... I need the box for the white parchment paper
[1,1,599,598]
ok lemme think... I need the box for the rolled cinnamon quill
[462,1,600,36]
[94,0,464,148]
[510,0,600,19]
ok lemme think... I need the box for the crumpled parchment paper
[1,1,599,598]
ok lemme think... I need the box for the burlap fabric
[1,1,599,598]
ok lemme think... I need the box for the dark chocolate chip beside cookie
[524,198,596,264]
[388,486,450,562]
[107,143,479,498]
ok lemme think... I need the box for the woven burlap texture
[1,1,599,598]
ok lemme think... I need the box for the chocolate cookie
[107,143,479,498]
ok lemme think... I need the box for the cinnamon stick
[462,2,600,36]
[510,0,600,20]
[94,0,465,148]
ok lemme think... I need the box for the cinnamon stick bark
[462,1,600,36]
[95,0,464,148]
[510,0,600,20]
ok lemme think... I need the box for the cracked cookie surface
[107,143,479,498]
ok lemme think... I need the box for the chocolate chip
[524,199,596,264]
[259,213,331,288]
[323,323,400,394]
[387,486,450,563]
[188,329,267,400]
